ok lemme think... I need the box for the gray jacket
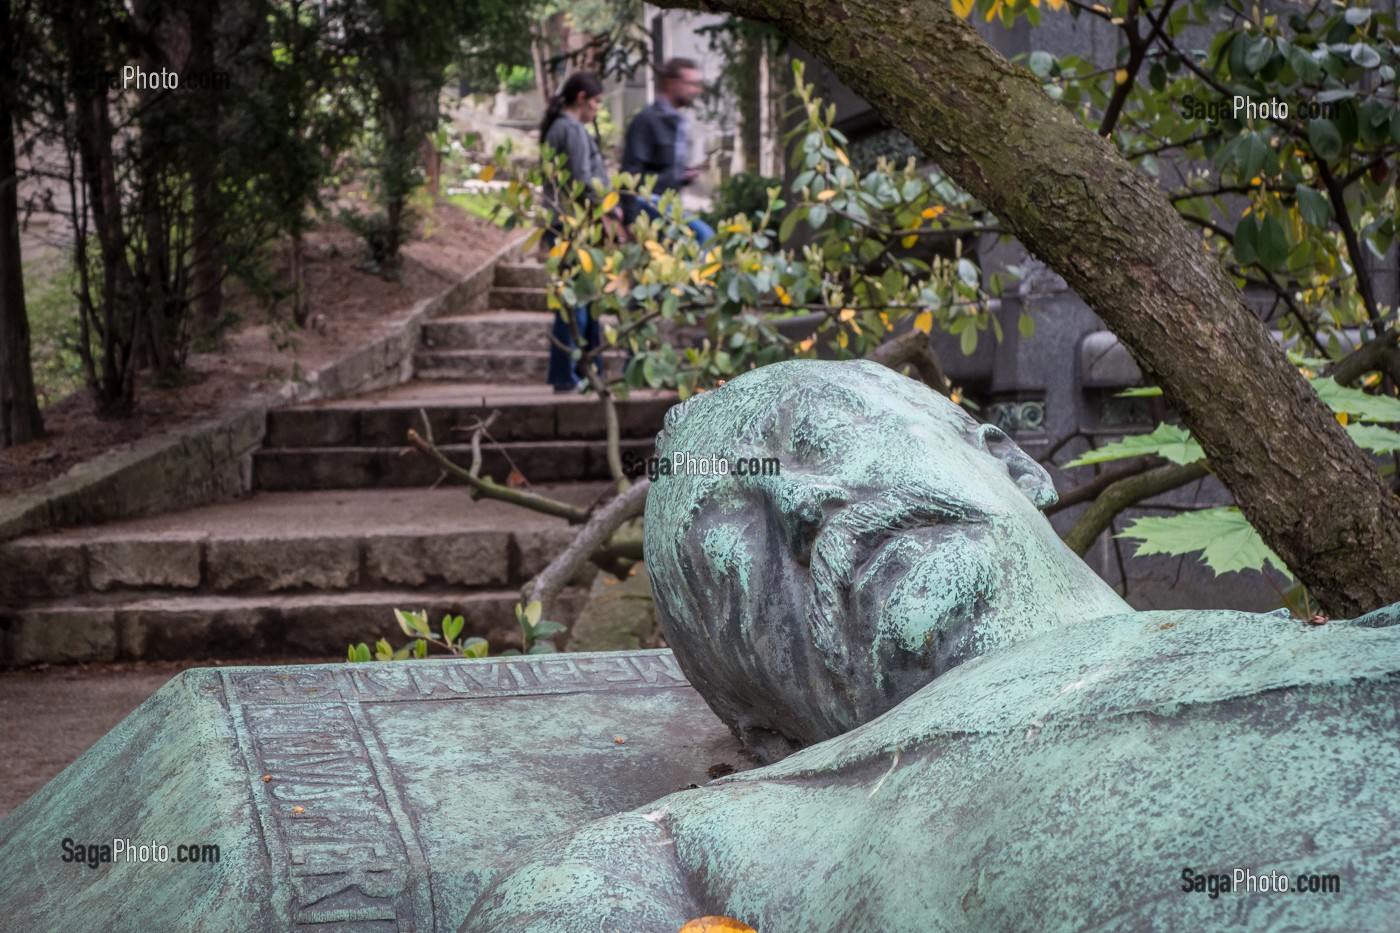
[542,113,608,211]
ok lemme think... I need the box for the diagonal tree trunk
[652,0,1400,615]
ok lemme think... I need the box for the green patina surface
[459,360,1400,931]
[0,651,749,932]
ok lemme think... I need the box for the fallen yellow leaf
[678,918,757,933]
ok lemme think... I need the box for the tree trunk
[652,0,1400,615]
[0,90,43,447]
[187,0,222,340]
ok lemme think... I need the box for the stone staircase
[0,260,674,667]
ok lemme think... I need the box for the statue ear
[975,424,1058,511]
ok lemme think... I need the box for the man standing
[620,58,716,242]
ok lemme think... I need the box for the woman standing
[540,73,609,393]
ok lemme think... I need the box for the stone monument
[461,360,1400,932]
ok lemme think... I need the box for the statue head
[644,359,1129,761]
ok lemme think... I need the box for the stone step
[0,487,608,601]
[413,348,628,384]
[493,262,548,289]
[489,286,549,312]
[422,311,554,351]
[265,389,674,448]
[0,587,588,666]
[253,438,654,490]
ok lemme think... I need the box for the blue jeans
[541,228,603,390]
[547,302,601,390]
[633,198,716,245]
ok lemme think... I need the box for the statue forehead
[660,360,980,480]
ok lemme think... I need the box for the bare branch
[525,479,651,619]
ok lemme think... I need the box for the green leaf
[1243,36,1274,74]
[1233,216,1259,265]
[527,642,558,654]
[394,608,430,638]
[1063,423,1204,468]
[1295,185,1332,228]
[524,600,543,627]
[461,637,490,659]
[778,209,800,243]
[1029,51,1054,77]
[1308,118,1343,160]
[374,638,394,662]
[413,639,429,659]
[1351,42,1381,70]
[1118,508,1289,576]
[1346,422,1400,453]
[533,619,568,638]
[1256,215,1290,270]
[442,614,465,645]
[1345,6,1372,25]
[959,325,978,356]
[1114,386,1163,397]
[1018,312,1035,339]
[1312,377,1400,421]
[808,205,829,229]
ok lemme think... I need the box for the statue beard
[804,481,988,734]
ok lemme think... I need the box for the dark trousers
[547,303,601,389]
[541,228,602,389]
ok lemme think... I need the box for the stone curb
[0,234,527,545]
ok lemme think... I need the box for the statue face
[645,360,1128,760]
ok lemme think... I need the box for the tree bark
[0,71,44,447]
[653,0,1400,615]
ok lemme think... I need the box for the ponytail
[539,72,605,144]
[539,92,567,143]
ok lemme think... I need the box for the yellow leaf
[902,233,919,248]
[921,206,946,220]
[724,223,745,233]
[1114,69,1129,85]
[601,191,619,214]
[774,283,792,306]
[549,241,568,260]
[700,262,723,279]
[579,250,594,274]
[836,330,849,348]
[1337,411,1349,426]
[479,164,496,182]
[1048,0,1065,9]
[913,311,934,334]
[839,307,857,322]
[678,918,758,933]
[951,0,974,16]
[836,149,850,166]
[815,189,837,201]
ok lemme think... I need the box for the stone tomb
[0,651,749,931]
